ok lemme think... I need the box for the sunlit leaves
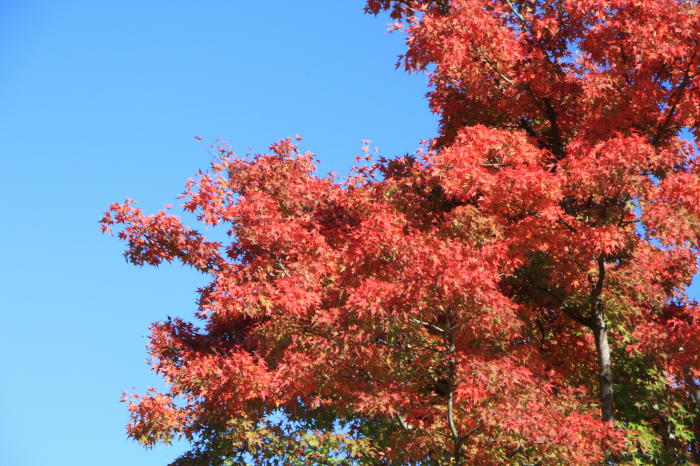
[104,0,700,463]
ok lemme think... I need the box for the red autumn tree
[103,1,700,464]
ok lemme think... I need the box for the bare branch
[504,0,526,24]
[396,413,414,431]
[410,318,446,333]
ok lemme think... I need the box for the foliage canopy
[103,1,700,463]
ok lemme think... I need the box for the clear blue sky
[0,1,436,465]
[1,2,697,466]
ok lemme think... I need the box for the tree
[103,1,700,464]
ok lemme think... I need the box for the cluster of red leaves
[103,0,700,463]
[103,138,624,462]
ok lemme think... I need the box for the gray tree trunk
[593,313,615,422]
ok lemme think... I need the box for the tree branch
[504,0,526,24]
[543,98,565,160]
[652,57,695,145]
[410,318,446,334]
[590,255,606,320]
[396,413,414,431]
[475,47,524,91]
[561,304,594,328]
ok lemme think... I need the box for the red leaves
[103,137,624,461]
[101,200,223,272]
[644,167,700,248]
[124,389,185,447]
[103,0,700,462]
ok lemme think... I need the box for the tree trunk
[452,434,463,466]
[685,369,700,465]
[446,326,463,466]
[593,313,615,423]
[685,370,700,414]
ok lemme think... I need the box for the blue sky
[0,1,435,465]
[2,2,698,466]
